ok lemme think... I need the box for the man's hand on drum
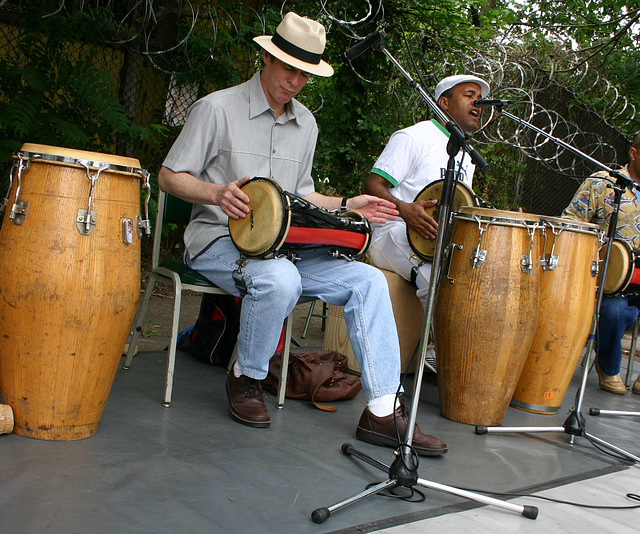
[217,176,251,219]
[400,200,439,239]
[347,195,399,224]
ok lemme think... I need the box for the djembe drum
[229,177,371,260]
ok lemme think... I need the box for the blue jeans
[186,237,401,402]
[597,295,640,375]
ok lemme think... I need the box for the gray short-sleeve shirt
[163,71,318,257]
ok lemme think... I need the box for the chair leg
[123,272,159,369]
[625,318,640,387]
[302,299,328,338]
[277,311,296,409]
[163,273,183,408]
[301,300,316,339]
[227,342,239,373]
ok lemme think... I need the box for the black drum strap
[410,265,419,288]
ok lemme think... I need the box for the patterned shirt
[563,166,640,248]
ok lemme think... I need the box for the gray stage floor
[1,300,640,533]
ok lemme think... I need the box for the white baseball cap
[435,74,490,101]
[253,12,333,77]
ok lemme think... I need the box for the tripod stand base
[311,443,538,524]
[589,407,640,417]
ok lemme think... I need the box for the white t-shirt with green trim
[370,119,475,232]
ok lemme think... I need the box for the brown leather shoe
[356,403,447,457]
[225,373,271,428]
[594,360,627,395]
[632,376,640,395]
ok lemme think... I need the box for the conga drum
[433,207,541,426]
[0,144,150,440]
[407,179,477,261]
[600,238,640,296]
[229,177,370,260]
[510,217,600,414]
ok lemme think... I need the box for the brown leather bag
[263,350,362,412]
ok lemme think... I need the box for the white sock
[233,361,242,378]
[367,394,399,417]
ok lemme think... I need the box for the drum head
[456,206,541,225]
[602,239,631,295]
[228,177,290,257]
[407,179,476,261]
[540,215,599,235]
[19,143,142,174]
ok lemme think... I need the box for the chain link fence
[1,1,637,219]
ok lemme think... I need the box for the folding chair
[123,190,296,409]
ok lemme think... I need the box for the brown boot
[632,376,640,395]
[225,372,271,428]
[356,403,447,457]
[594,360,627,395]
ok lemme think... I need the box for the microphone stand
[474,105,640,463]
[311,35,538,525]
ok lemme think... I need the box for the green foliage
[0,3,155,161]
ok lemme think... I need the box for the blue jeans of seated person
[186,237,401,403]
[597,294,640,376]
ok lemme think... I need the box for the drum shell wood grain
[0,144,141,440]
[434,208,541,426]
[511,219,599,414]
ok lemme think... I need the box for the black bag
[178,293,242,367]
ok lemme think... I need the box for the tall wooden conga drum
[434,207,541,426]
[510,217,599,414]
[0,144,150,440]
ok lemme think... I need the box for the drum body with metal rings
[433,206,541,426]
[511,217,599,414]
[0,143,146,440]
[407,179,477,262]
[228,177,371,260]
[601,238,640,296]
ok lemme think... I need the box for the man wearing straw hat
[158,12,447,456]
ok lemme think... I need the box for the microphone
[344,24,399,61]
[473,99,514,108]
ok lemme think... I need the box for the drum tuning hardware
[545,254,559,271]
[591,261,599,278]
[1,160,17,217]
[77,160,110,235]
[122,218,134,244]
[8,154,30,225]
[76,209,97,235]
[445,243,463,283]
[136,215,151,238]
[471,248,486,269]
[521,222,539,274]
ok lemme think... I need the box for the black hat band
[271,31,322,65]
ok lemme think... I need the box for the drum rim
[456,206,540,224]
[539,215,599,233]
[604,239,633,295]
[17,143,144,175]
[229,177,291,258]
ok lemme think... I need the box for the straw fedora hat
[253,12,334,77]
